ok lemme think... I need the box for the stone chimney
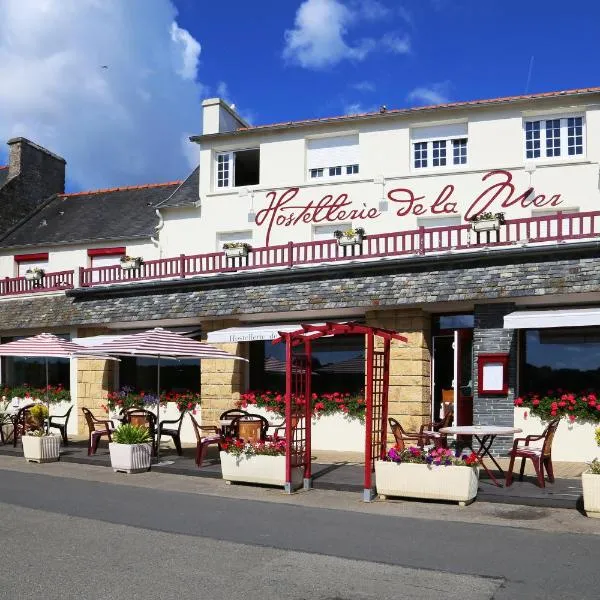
[202,98,249,135]
[0,138,66,232]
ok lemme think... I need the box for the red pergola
[273,322,407,501]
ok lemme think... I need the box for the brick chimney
[0,138,66,232]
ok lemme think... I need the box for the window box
[334,228,365,247]
[220,451,303,488]
[22,435,61,463]
[375,461,479,506]
[223,243,251,258]
[109,442,152,473]
[470,212,505,233]
[24,268,45,281]
[120,256,143,270]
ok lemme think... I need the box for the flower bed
[0,384,70,404]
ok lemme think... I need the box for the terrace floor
[0,439,585,510]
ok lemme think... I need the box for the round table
[440,425,522,487]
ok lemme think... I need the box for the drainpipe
[151,208,164,258]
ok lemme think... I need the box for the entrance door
[432,330,473,426]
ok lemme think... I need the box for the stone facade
[472,303,518,454]
[76,358,116,435]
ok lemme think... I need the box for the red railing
[0,270,74,296]
[77,210,600,288]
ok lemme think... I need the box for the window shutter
[307,135,359,170]
[411,123,467,142]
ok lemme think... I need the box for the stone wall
[76,358,116,435]
[365,309,431,443]
[472,303,517,455]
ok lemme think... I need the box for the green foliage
[29,404,49,430]
[596,427,600,448]
[112,424,151,445]
[589,458,600,475]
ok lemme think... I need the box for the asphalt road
[0,468,598,599]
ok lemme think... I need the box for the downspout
[151,208,164,258]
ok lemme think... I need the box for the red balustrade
[0,270,74,296]
[70,210,600,288]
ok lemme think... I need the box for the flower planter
[109,442,152,473]
[220,451,303,488]
[582,471,600,518]
[224,247,249,258]
[472,218,501,232]
[22,435,61,463]
[24,271,44,281]
[337,233,364,246]
[375,460,479,506]
[120,258,142,270]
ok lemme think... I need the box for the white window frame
[216,230,253,252]
[313,222,352,241]
[214,148,260,189]
[306,134,360,182]
[522,114,585,162]
[411,136,468,171]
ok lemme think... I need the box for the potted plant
[582,427,600,518]
[220,438,303,488]
[21,404,61,463]
[109,424,153,473]
[223,242,252,258]
[334,227,365,246]
[120,255,143,270]
[469,212,505,232]
[375,445,480,506]
[24,267,45,281]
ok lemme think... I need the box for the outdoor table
[439,425,522,487]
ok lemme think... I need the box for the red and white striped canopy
[0,333,88,358]
[82,327,245,360]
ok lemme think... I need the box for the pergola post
[363,330,375,502]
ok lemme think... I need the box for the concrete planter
[22,435,61,463]
[220,451,303,488]
[472,218,500,232]
[375,460,479,506]
[224,246,249,258]
[109,442,152,473]
[582,472,600,518]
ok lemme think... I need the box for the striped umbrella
[84,327,246,460]
[0,333,91,434]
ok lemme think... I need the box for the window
[217,230,253,251]
[215,148,260,188]
[14,253,49,277]
[119,356,200,394]
[411,123,468,170]
[417,216,461,228]
[306,135,359,180]
[313,223,351,241]
[524,116,584,160]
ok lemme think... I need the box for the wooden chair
[12,403,36,447]
[48,405,73,446]
[189,413,222,467]
[219,409,249,437]
[157,411,186,456]
[388,417,440,450]
[82,407,114,455]
[505,419,560,488]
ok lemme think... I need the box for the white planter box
[375,460,479,506]
[220,451,303,488]
[109,442,152,473]
[120,258,142,270]
[24,271,44,281]
[22,435,61,463]
[224,247,249,258]
[337,233,364,246]
[472,219,500,232]
[582,472,600,518]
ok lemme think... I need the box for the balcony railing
[76,211,600,289]
[0,270,74,296]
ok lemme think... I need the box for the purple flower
[425,456,433,464]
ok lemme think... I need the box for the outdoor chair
[188,412,222,467]
[48,405,73,446]
[388,417,441,451]
[265,418,287,441]
[82,407,114,455]
[157,411,186,456]
[505,418,560,488]
[419,409,454,448]
[122,409,157,454]
[12,403,36,447]
[219,409,249,437]
[230,414,270,442]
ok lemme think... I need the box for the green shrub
[29,404,49,430]
[112,424,151,445]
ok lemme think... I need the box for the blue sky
[0,0,598,191]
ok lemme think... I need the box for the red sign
[255,169,563,246]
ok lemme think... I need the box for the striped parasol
[84,327,246,460]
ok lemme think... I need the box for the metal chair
[82,407,114,455]
[188,413,222,467]
[48,405,73,446]
[505,418,560,488]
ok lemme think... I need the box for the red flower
[532,399,540,406]
[569,414,576,423]
[514,397,524,406]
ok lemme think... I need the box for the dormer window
[216,148,260,188]
[307,135,360,180]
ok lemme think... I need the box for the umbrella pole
[155,356,161,462]
[45,358,50,435]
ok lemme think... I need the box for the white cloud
[358,0,391,20]
[382,32,411,54]
[0,0,206,190]
[343,102,379,115]
[407,82,452,106]
[351,81,376,93]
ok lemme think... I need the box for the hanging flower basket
[24,268,45,281]
[334,228,365,247]
[470,212,505,232]
[223,243,251,258]
[120,256,143,270]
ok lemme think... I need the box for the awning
[207,324,302,343]
[504,307,600,329]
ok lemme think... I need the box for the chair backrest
[441,389,454,404]
[542,418,560,457]
[17,403,36,433]
[61,405,74,422]
[440,409,454,429]
[81,407,96,432]
[187,412,203,444]
[126,409,156,431]
[230,414,270,442]
[219,408,249,420]
[388,417,406,450]
[173,410,186,434]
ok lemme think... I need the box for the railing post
[418,226,425,255]
[556,210,563,242]
[78,266,86,288]
[179,254,186,279]
[287,241,294,269]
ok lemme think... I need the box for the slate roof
[0,166,8,188]
[192,86,600,141]
[0,181,181,249]
[156,167,199,209]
